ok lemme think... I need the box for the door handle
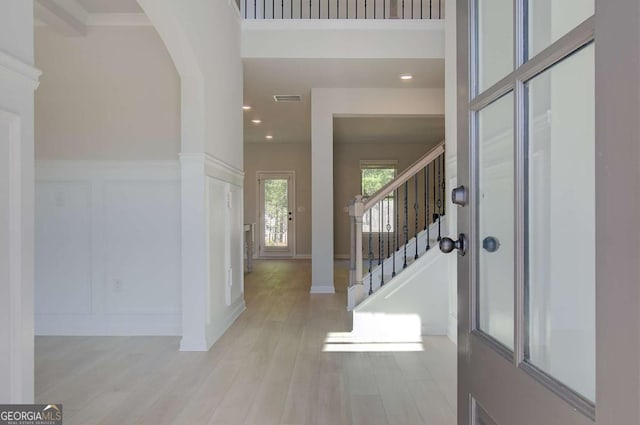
[439,234,467,256]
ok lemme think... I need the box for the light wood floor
[35,260,456,425]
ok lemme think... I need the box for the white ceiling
[243,58,445,145]
[75,0,142,13]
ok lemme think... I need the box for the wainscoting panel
[35,161,181,335]
[35,181,93,315]
[104,180,181,316]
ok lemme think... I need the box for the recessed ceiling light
[400,74,413,80]
[242,105,252,110]
[265,135,273,140]
[252,119,262,124]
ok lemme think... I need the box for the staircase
[347,141,446,311]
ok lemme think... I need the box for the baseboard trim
[310,285,336,294]
[294,254,312,260]
[447,315,457,345]
[180,300,246,351]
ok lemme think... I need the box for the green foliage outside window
[361,167,396,197]
[361,166,396,232]
[264,179,288,246]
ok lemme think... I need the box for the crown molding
[35,0,151,34]
[0,50,41,90]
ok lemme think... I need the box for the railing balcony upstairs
[348,141,445,308]
[242,0,444,20]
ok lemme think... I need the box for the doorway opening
[258,171,296,257]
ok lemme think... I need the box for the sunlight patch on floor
[323,331,424,352]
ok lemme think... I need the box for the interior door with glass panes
[258,171,295,257]
[447,0,597,424]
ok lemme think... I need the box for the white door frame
[257,171,296,258]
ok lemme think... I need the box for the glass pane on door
[476,0,514,93]
[263,178,289,247]
[477,93,515,350]
[528,0,594,58]
[525,44,595,402]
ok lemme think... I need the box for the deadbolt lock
[451,185,467,207]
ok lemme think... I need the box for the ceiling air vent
[273,95,302,102]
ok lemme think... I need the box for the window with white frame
[361,161,397,233]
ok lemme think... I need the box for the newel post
[349,195,365,287]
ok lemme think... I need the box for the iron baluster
[441,154,446,216]
[429,0,432,18]
[393,188,398,277]
[423,166,427,231]
[403,181,408,269]
[380,201,384,285]
[437,155,442,241]
[414,174,419,260]
[386,195,391,260]
[402,0,404,18]
[369,208,373,295]
[426,164,430,251]
[378,202,382,265]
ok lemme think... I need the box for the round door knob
[440,237,456,253]
[439,234,467,256]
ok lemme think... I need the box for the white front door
[448,0,606,423]
[258,171,295,257]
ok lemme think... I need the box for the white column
[310,93,335,293]
[0,1,40,403]
[138,0,246,351]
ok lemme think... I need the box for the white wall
[0,0,39,404]
[139,0,243,164]
[244,143,312,257]
[34,26,180,160]
[34,162,181,335]
[137,0,246,351]
[352,244,449,341]
[33,22,183,335]
[311,88,444,293]
[242,20,444,59]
